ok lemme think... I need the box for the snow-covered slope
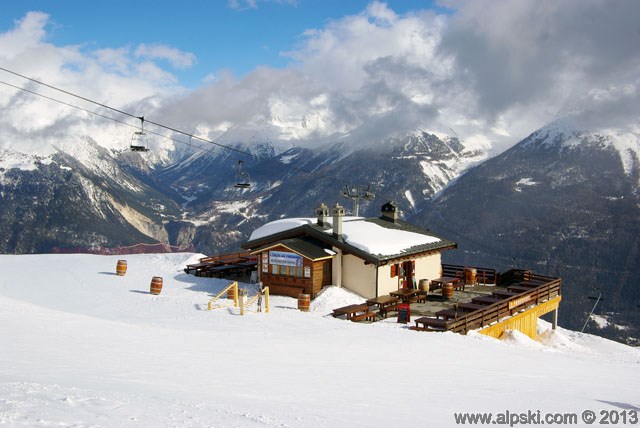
[0,253,638,427]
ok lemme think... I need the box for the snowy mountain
[0,139,184,252]
[1,124,488,255]
[414,121,640,344]
[155,129,488,255]
[0,252,638,427]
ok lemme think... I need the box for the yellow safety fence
[207,282,269,315]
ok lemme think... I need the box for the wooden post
[264,286,270,313]
[233,282,239,308]
[552,308,558,330]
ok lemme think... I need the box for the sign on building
[269,251,303,267]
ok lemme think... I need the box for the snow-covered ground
[0,253,638,427]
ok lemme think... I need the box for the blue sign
[269,251,303,267]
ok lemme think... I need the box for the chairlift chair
[130,116,150,152]
[234,160,251,189]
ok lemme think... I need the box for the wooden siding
[479,296,561,339]
[257,245,331,299]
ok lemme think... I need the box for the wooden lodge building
[242,202,457,300]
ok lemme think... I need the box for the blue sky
[1,1,443,87]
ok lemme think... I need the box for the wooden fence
[427,270,561,335]
[441,263,498,285]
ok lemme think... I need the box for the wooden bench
[350,311,377,322]
[414,316,448,331]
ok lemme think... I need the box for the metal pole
[581,293,601,333]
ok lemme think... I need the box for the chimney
[316,202,329,227]
[331,203,345,238]
[381,200,399,223]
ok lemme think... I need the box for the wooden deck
[184,252,258,279]
[411,270,561,334]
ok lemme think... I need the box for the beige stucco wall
[415,252,442,286]
[341,254,377,299]
[377,252,442,296]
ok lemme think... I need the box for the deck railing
[435,268,561,334]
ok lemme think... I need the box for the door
[402,260,416,289]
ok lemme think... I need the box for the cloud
[135,44,196,69]
[2,1,640,158]
[228,0,298,11]
[0,12,187,154]
[228,0,258,11]
[438,0,640,140]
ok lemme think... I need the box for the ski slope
[0,253,638,427]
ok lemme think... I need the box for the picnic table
[519,279,546,287]
[507,285,533,293]
[184,261,220,275]
[430,276,464,292]
[435,308,462,320]
[472,296,502,305]
[366,295,399,318]
[332,303,376,322]
[390,288,419,303]
[457,302,485,312]
[492,289,521,299]
[413,316,448,331]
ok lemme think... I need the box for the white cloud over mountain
[1,1,639,156]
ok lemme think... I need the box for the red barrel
[150,276,163,295]
[442,283,454,299]
[116,260,127,276]
[227,287,236,300]
[298,294,311,312]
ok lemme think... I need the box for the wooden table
[435,308,462,320]
[457,302,485,312]
[430,276,464,291]
[519,279,545,288]
[472,296,502,305]
[492,289,521,299]
[332,303,375,321]
[414,316,447,331]
[507,285,533,293]
[390,288,419,303]
[366,295,399,318]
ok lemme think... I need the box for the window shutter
[390,264,398,277]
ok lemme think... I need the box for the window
[268,250,305,278]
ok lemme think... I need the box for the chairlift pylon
[130,116,150,152]
[234,160,251,189]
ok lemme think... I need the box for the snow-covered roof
[338,219,441,256]
[248,215,446,258]
[249,218,315,241]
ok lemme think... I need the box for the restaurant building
[242,201,457,299]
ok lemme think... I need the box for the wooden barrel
[442,283,454,299]
[298,294,311,312]
[116,260,127,276]
[150,276,163,295]
[419,279,430,292]
[465,268,477,286]
[227,287,236,300]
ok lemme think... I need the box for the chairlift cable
[0,66,253,157]
[0,78,222,156]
